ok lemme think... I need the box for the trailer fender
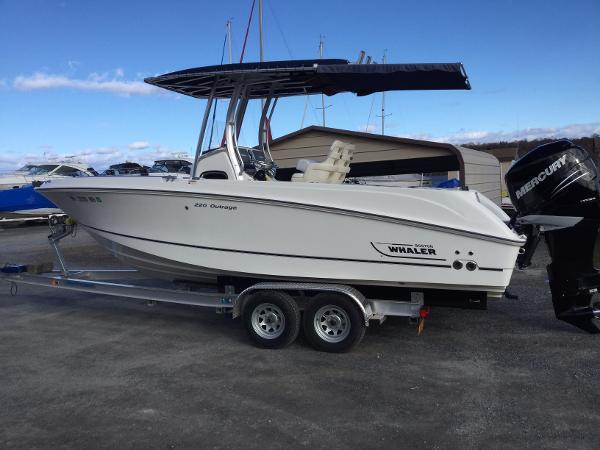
[233,282,372,325]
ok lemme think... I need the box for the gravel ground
[1,223,599,449]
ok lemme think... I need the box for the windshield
[53,165,84,176]
[16,164,35,172]
[109,163,143,173]
[150,160,191,173]
[26,164,58,175]
[150,163,168,173]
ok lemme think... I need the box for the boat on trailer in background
[148,154,193,176]
[0,183,61,220]
[0,159,97,222]
[0,159,96,190]
[101,162,150,176]
[3,58,597,352]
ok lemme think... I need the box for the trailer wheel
[243,291,300,349]
[303,293,366,353]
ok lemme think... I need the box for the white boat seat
[296,159,317,173]
[292,140,355,184]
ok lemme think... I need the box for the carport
[270,126,502,205]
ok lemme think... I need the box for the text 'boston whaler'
[36,59,600,337]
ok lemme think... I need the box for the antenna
[376,50,392,135]
[316,34,332,127]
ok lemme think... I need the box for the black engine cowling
[505,140,600,333]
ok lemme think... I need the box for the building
[269,126,503,205]
[478,147,518,197]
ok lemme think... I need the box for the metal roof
[268,126,501,205]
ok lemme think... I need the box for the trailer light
[453,260,463,270]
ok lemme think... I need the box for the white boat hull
[39,177,525,294]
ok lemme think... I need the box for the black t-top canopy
[144,59,470,99]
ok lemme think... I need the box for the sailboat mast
[259,0,265,114]
[319,34,325,127]
[226,19,233,64]
[381,50,386,135]
[258,0,264,63]
[377,50,391,135]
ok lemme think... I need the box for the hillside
[464,135,600,159]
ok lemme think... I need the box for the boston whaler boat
[27,59,600,350]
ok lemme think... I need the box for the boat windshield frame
[150,160,192,174]
[26,164,59,175]
[191,80,279,180]
[16,164,37,172]
[165,60,471,181]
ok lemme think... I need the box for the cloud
[94,147,122,155]
[0,155,20,165]
[404,122,600,144]
[13,72,160,96]
[0,143,191,173]
[128,141,150,150]
[358,124,378,133]
[0,152,54,172]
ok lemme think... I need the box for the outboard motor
[506,140,600,333]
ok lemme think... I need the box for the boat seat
[295,159,317,173]
[291,140,355,183]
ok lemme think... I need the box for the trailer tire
[303,293,366,353]
[243,291,300,349]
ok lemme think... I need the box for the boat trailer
[1,215,429,352]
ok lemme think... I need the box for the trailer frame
[1,215,427,351]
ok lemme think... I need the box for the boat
[0,183,60,216]
[0,160,97,190]
[12,163,40,175]
[102,161,150,176]
[100,157,192,177]
[148,154,193,176]
[36,59,600,334]
[37,60,521,288]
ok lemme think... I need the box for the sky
[0,0,599,171]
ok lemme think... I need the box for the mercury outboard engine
[506,140,600,333]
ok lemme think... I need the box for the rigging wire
[239,0,256,63]
[265,0,318,129]
[267,0,304,131]
[213,0,257,148]
[300,96,309,129]
[365,94,377,132]
[265,0,294,58]
[208,27,228,150]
